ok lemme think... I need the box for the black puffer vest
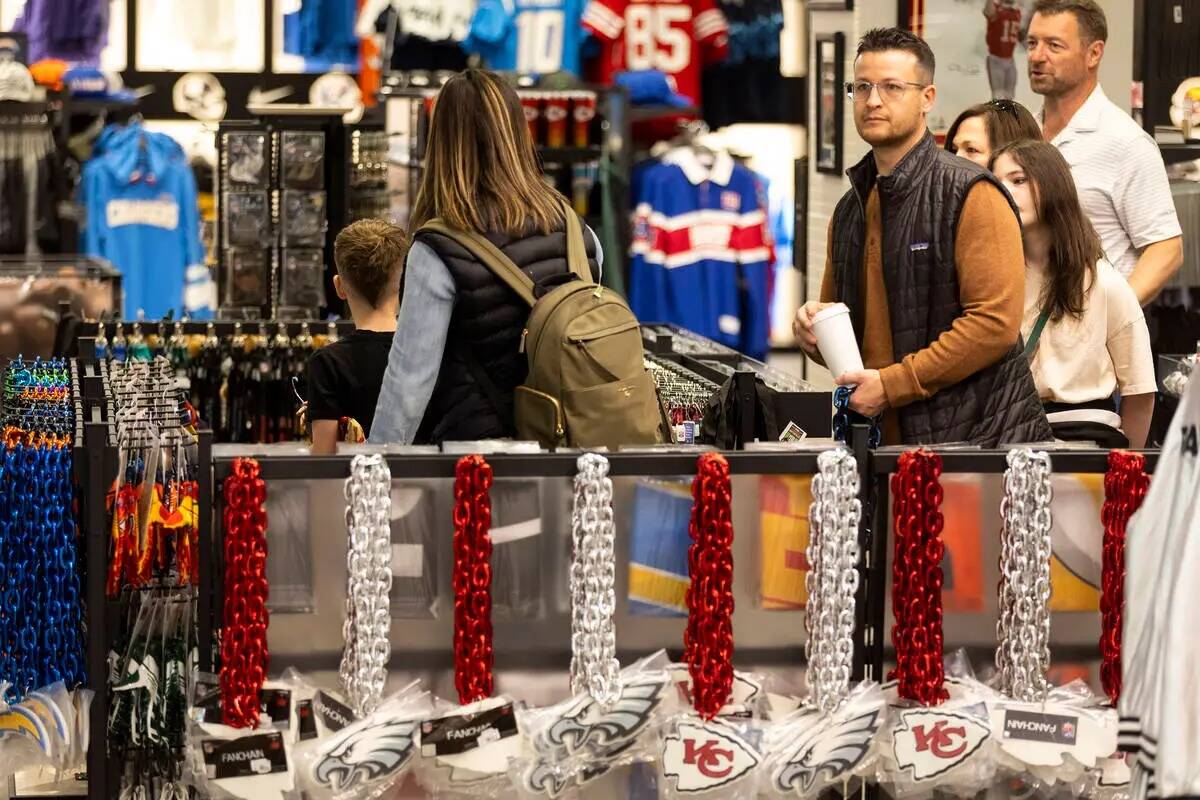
[831,132,1051,446]
[413,223,599,444]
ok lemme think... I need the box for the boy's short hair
[333,219,408,307]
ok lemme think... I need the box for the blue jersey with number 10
[464,0,587,75]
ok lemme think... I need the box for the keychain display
[225,132,268,187]
[340,454,393,717]
[281,131,326,189]
[224,249,271,308]
[224,193,270,248]
[105,356,200,595]
[95,320,339,444]
[282,192,328,247]
[279,249,327,308]
[109,592,196,759]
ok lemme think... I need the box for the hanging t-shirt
[581,0,728,104]
[14,0,108,64]
[284,0,360,68]
[463,0,588,75]
[629,148,771,358]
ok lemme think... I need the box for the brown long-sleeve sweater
[819,181,1026,443]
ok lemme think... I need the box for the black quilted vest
[413,223,599,444]
[831,132,1051,446]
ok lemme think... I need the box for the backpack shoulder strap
[560,199,592,284]
[419,219,537,307]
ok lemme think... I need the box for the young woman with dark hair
[946,99,1042,168]
[368,69,603,445]
[991,139,1155,447]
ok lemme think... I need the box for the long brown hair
[410,69,566,235]
[991,139,1103,322]
[945,100,1042,156]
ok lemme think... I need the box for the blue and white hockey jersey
[629,147,771,358]
[463,0,588,75]
[80,123,213,320]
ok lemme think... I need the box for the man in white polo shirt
[1028,0,1183,305]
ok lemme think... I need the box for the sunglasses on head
[987,99,1020,117]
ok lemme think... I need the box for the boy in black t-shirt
[305,219,407,454]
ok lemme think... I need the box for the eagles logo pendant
[772,708,883,795]
[538,674,670,754]
[310,717,419,794]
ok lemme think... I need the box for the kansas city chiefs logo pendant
[662,717,761,793]
[892,709,990,781]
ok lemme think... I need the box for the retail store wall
[803,0,1134,388]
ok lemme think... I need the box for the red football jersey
[582,0,729,105]
[986,2,1023,59]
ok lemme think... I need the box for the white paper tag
[662,717,760,793]
[989,700,1117,769]
[891,708,991,781]
[390,543,424,578]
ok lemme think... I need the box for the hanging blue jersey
[81,124,213,320]
[463,0,587,75]
[629,150,771,359]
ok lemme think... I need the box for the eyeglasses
[845,80,929,102]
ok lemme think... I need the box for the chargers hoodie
[80,124,213,319]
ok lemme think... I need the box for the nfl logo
[721,191,740,211]
[1062,722,1075,738]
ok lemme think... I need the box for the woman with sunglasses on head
[946,98,1042,168]
[367,68,603,445]
[990,139,1155,447]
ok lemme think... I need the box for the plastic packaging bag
[987,679,1120,791]
[761,681,887,798]
[291,680,431,800]
[512,651,675,798]
[875,675,999,799]
[414,695,526,799]
[659,714,764,798]
[184,673,298,800]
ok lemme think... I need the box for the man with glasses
[1028,0,1182,304]
[794,27,1049,446]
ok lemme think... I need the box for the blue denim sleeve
[368,241,456,444]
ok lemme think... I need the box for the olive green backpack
[420,202,667,450]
